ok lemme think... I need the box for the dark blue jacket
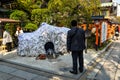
[67,27,86,51]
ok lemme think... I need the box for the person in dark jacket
[67,20,86,74]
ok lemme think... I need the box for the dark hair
[44,42,54,52]
[71,20,77,27]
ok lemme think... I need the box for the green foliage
[46,0,100,26]
[48,0,63,13]
[31,9,50,25]
[12,0,101,27]
[10,10,28,22]
[78,0,101,22]
[30,4,40,9]
[5,23,16,38]
[10,10,29,27]
[5,23,11,32]
[47,0,80,26]
[24,23,38,31]
[17,0,38,12]
[36,1,42,5]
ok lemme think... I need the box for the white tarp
[17,22,70,56]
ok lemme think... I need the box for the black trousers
[14,36,18,47]
[6,42,12,52]
[71,50,84,72]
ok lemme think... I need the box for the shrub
[24,23,38,31]
[31,9,50,26]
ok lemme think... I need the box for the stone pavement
[94,40,120,80]
[87,39,120,80]
[0,63,51,80]
[0,71,25,80]
[0,42,112,80]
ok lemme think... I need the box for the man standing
[2,28,13,52]
[67,20,86,74]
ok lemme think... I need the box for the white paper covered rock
[17,22,70,56]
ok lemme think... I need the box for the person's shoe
[79,70,83,73]
[79,69,83,73]
[69,70,78,74]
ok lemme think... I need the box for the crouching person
[44,42,58,59]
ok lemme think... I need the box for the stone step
[0,49,17,59]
